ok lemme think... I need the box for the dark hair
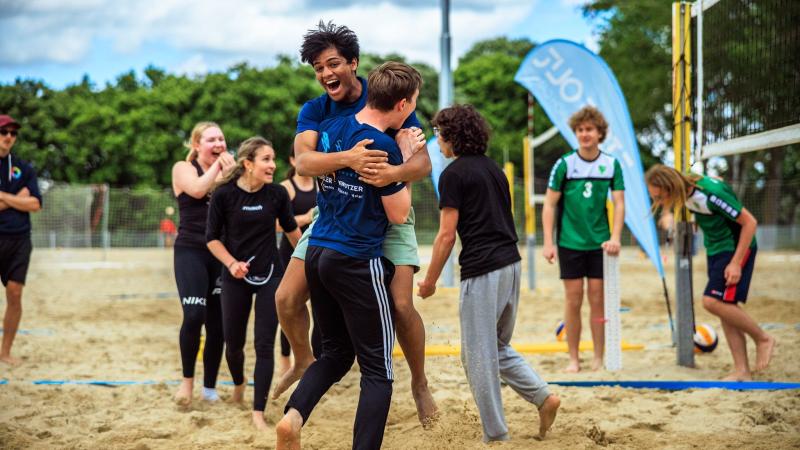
[285,147,296,180]
[366,62,422,112]
[568,106,609,142]
[300,20,359,65]
[431,104,491,156]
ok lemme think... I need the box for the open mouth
[325,79,341,94]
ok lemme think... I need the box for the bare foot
[272,357,315,399]
[538,394,561,439]
[722,372,752,382]
[755,335,776,372]
[564,361,580,373]
[252,410,270,431]
[0,354,21,366]
[591,357,603,371]
[412,382,439,429]
[276,408,303,450]
[174,378,193,406]
[231,378,247,403]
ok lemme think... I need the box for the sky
[0,0,599,89]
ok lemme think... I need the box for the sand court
[1,247,799,449]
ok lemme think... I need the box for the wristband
[227,260,236,269]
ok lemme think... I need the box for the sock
[202,387,220,401]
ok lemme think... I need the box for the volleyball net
[692,0,800,160]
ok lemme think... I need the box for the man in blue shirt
[276,62,418,450]
[273,21,437,426]
[0,114,42,366]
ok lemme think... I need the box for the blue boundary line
[550,380,800,390]
[14,379,800,390]
[29,380,256,387]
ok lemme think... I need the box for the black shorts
[704,247,757,304]
[0,237,33,286]
[558,246,603,280]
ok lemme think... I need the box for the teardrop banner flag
[514,39,664,278]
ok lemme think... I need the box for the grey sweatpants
[459,261,551,442]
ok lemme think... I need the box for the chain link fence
[29,177,800,250]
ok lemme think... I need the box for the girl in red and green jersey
[646,164,775,381]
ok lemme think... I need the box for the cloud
[2,0,537,70]
[171,54,208,77]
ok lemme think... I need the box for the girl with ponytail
[645,164,775,381]
[206,137,301,431]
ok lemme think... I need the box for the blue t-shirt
[309,115,405,259]
[0,154,42,238]
[296,76,422,137]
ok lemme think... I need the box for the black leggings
[174,246,225,389]
[279,309,323,359]
[221,275,280,412]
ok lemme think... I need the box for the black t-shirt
[206,181,298,279]
[438,154,520,280]
[0,154,42,238]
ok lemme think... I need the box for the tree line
[2,0,796,225]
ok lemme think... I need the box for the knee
[393,296,416,321]
[182,308,205,330]
[702,296,720,314]
[5,284,23,304]
[276,289,304,314]
[254,339,276,357]
[565,296,583,310]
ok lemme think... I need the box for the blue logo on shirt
[321,132,330,152]
[11,166,21,180]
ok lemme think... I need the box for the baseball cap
[0,114,21,129]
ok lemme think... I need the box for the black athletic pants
[221,274,280,412]
[174,245,224,388]
[285,246,396,450]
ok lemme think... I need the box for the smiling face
[312,46,360,103]
[244,145,277,185]
[194,126,226,167]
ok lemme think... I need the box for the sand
[1,247,798,449]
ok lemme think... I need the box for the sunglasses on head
[0,129,18,137]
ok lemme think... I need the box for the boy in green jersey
[542,106,625,373]
[646,164,775,381]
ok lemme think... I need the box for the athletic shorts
[558,246,603,280]
[704,247,757,304]
[0,237,33,286]
[292,206,420,271]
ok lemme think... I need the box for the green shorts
[292,206,420,271]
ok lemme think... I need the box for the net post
[603,252,622,371]
[524,93,536,291]
[672,1,695,367]
[101,184,110,259]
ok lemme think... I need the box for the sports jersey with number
[684,176,756,256]
[547,150,624,251]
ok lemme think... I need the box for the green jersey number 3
[583,181,593,198]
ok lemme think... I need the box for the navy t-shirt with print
[0,154,42,238]
[296,76,421,137]
[309,115,405,260]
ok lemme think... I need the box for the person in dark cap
[0,114,42,366]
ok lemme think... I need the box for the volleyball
[693,323,718,353]
[555,320,566,342]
